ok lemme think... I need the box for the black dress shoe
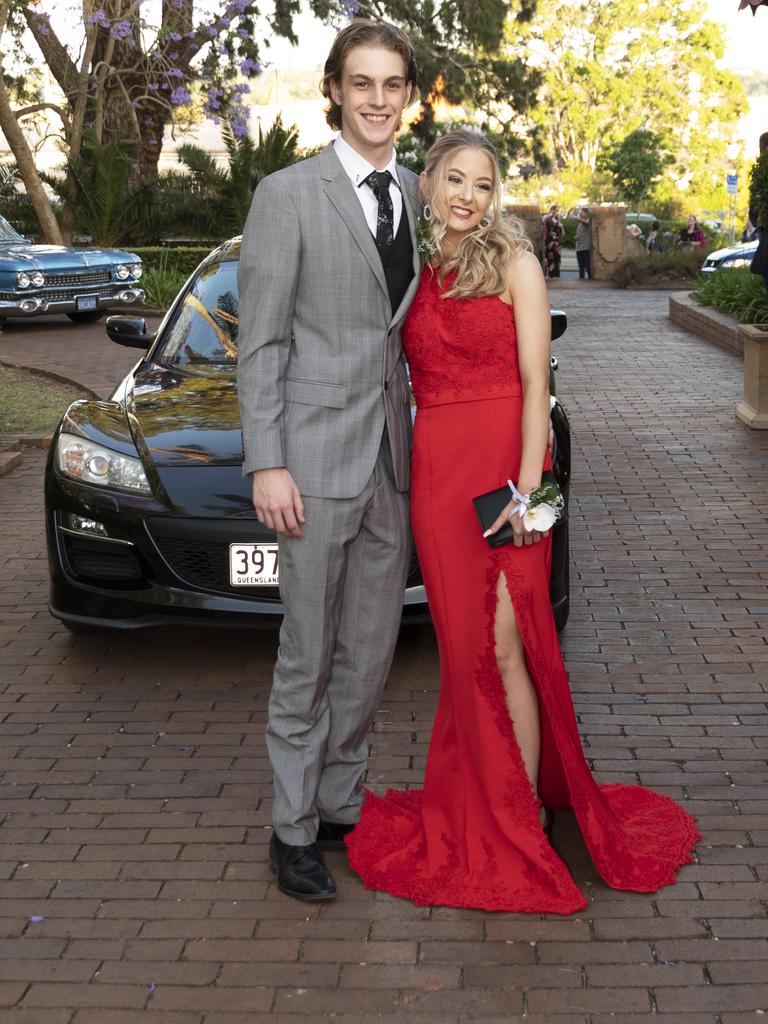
[317,820,357,852]
[269,834,337,902]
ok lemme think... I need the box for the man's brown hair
[320,20,418,132]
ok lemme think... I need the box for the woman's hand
[486,502,549,548]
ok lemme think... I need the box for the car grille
[62,534,144,584]
[45,270,112,287]
[44,287,116,302]
[0,287,116,302]
[146,519,281,601]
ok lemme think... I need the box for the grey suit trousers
[267,430,410,844]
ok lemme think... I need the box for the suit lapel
[389,168,423,328]
[319,145,389,302]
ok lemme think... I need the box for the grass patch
[694,269,768,326]
[0,364,86,434]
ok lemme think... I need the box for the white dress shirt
[333,134,403,237]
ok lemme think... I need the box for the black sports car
[45,238,571,633]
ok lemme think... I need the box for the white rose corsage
[415,218,439,264]
[507,478,565,533]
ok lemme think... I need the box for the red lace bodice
[402,266,523,408]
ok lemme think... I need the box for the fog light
[20,299,38,313]
[63,512,108,537]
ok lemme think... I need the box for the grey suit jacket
[236,143,421,499]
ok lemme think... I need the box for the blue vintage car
[0,214,144,325]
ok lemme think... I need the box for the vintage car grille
[0,286,116,302]
[146,518,281,601]
[45,270,112,288]
[44,287,115,303]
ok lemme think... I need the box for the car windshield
[157,260,239,368]
[0,215,27,243]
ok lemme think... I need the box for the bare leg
[495,572,545,822]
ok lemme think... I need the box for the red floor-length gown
[346,266,700,914]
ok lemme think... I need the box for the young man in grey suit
[236,21,421,901]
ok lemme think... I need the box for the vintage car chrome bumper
[0,287,145,317]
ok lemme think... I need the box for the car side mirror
[550,310,567,341]
[105,315,156,349]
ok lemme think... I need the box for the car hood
[706,241,758,261]
[127,363,243,467]
[0,244,137,270]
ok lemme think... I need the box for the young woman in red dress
[346,130,700,914]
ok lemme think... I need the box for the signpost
[726,174,738,244]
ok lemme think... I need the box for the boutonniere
[415,217,438,264]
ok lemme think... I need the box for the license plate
[76,295,98,311]
[229,543,279,586]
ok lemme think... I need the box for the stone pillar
[736,324,768,429]
[504,205,543,260]
[589,205,632,282]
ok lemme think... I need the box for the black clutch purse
[472,470,562,548]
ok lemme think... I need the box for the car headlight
[31,271,45,287]
[56,432,151,494]
[17,271,30,288]
[726,258,752,269]
[115,264,130,280]
[129,264,142,279]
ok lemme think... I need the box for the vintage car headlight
[31,271,45,287]
[56,432,151,494]
[17,271,30,288]
[129,263,142,279]
[115,263,131,280]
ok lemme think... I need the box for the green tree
[515,0,747,208]
[749,150,768,229]
[598,129,673,209]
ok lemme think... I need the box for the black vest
[380,207,414,315]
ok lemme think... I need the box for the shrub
[612,250,706,287]
[694,268,768,325]
[141,267,188,310]
[130,246,214,277]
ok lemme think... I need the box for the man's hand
[251,468,305,538]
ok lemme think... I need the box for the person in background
[573,207,591,279]
[542,204,563,278]
[749,131,768,292]
[742,217,758,243]
[646,220,662,253]
[677,214,705,250]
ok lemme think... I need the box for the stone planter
[736,323,768,429]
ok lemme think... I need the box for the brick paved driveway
[1,289,768,1022]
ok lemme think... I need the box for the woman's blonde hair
[421,130,532,300]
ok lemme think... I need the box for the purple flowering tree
[18,0,263,180]
[0,0,264,239]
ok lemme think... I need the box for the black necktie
[364,170,394,256]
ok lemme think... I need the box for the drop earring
[423,203,433,222]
